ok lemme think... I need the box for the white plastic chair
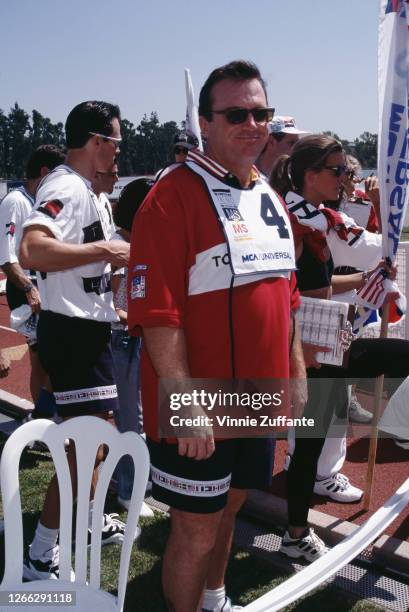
[0,416,150,612]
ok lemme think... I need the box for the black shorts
[6,279,28,311]
[37,310,118,417]
[147,437,275,513]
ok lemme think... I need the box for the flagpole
[362,304,389,509]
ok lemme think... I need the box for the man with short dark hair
[256,115,309,178]
[128,61,305,612]
[0,145,65,403]
[20,101,130,581]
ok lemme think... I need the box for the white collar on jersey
[186,148,260,185]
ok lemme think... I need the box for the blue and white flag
[378,0,409,260]
[184,68,203,151]
[355,0,409,320]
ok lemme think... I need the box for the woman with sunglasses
[270,134,409,561]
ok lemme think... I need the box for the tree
[133,112,179,174]
[322,130,352,154]
[353,132,377,169]
[117,118,138,176]
[0,110,10,177]
[7,103,31,179]
[31,110,65,150]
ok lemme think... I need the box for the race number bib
[187,162,296,277]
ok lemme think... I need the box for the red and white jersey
[128,152,299,440]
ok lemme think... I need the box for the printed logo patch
[5,222,15,236]
[38,199,64,219]
[212,188,234,206]
[131,275,146,299]
[133,264,148,272]
[222,206,244,222]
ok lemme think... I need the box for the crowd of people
[0,59,407,612]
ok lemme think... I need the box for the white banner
[184,68,203,151]
[354,0,409,318]
[378,0,409,260]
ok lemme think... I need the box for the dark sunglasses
[321,164,348,177]
[96,171,118,178]
[210,107,275,125]
[174,146,188,155]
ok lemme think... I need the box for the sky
[1,0,379,142]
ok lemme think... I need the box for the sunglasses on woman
[210,107,274,125]
[321,164,348,177]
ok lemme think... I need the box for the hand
[302,342,332,369]
[370,259,397,281]
[365,176,380,210]
[384,261,397,281]
[26,285,41,313]
[0,351,10,378]
[115,308,128,325]
[177,435,215,460]
[290,377,308,418]
[104,240,130,267]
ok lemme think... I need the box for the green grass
[0,445,385,611]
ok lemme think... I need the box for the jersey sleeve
[23,177,83,243]
[0,194,21,265]
[127,178,193,333]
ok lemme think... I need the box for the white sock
[202,586,227,611]
[88,499,107,529]
[30,522,59,560]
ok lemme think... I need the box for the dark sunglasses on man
[96,170,118,178]
[174,146,188,155]
[210,106,274,125]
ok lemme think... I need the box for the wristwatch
[21,282,34,293]
[361,271,370,284]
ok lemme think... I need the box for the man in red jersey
[128,60,306,612]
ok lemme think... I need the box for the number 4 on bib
[260,193,290,238]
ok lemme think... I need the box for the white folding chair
[0,416,150,612]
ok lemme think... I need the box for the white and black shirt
[23,165,117,322]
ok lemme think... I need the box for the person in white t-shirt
[20,101,130,581]
[0,145,65,405]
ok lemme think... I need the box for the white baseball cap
[268,116,310,135]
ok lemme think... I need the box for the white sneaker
[88,512,140,547]
[23,545,75,581]
[117,496,154,518]
[349,399,372,423]
[202,596,243,611]
[283,453,291,471]
[394,438,409,450]
[279,527,328,562]
[314,473,363,502]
